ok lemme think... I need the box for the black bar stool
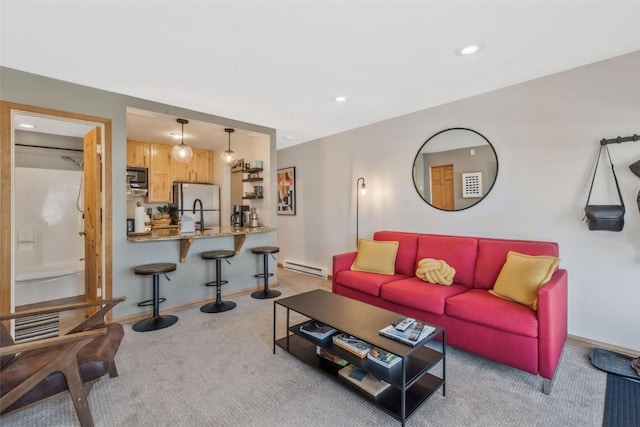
[251,246,281,299]
[132,262,178,332]
[200,250,237,313]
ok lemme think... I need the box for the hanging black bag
[584,144,625,231]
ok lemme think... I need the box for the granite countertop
[127,226,276,242]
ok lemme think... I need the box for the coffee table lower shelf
[275,334,444,423]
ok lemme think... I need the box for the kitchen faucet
[192,198,204,233]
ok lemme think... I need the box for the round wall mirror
[412,128,498,211]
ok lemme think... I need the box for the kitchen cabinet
[172,148,213,183]
[127,140,150,168]
[148,143,173,203]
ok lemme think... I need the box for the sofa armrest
[332,251,357,292]
[536,269,568,380]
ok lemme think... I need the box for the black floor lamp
[356,177,366,246]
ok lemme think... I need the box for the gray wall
[1,67,278,319]
[421,144,497,209]
[277,52,640,351]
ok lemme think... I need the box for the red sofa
[332,231,568,394]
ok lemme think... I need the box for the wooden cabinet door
[172,157,191,182]
[148,143,173,203]
[127,140,149,167]
[194,148,212,183]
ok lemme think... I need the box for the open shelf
[275,333,444,422]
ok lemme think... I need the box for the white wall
[277,52,640,351]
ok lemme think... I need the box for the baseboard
[113,283,278,325]
[277,262,333,281]
[567,334,639,357]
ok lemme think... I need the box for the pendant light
[171,118,193,163]
[221,128,236,165]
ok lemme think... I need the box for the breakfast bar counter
[128,226,276,262]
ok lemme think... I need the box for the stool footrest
[137,297,166,307]
[254,273,274,279]
[204,280,228,287]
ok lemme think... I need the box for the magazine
[338,365,390,397]
[367,347,401,368]
[300,321,337,340]
[332,333,373,358]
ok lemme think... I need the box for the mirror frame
[412,127,498,211]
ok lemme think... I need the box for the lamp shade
[172,144,193,163]
[171,118,193,163]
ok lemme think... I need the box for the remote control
[390,317,406,327]
[409,322,425,341]
[395,317,415,331]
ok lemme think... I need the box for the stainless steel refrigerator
[172,183,220,227]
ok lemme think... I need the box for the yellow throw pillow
[416,258,456,285]
[489,251,560,310]
[350,239,399,275]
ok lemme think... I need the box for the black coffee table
[273,289,445,426]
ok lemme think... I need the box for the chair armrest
[0,327,107,358]
[537,269,568,379]
[332,251,357,292]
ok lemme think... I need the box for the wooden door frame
[0,101,112,318]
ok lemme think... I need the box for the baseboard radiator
[282,260,328,280]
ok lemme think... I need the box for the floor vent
[283,260,328,280]
[14,312,60,343]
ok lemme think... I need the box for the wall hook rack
[600,133,640,146]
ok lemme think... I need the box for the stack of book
[332,333,373,358]
[378,321,435,346]
[338,365,390,397]
[316,347,349,367]
[367,347,401,368]
[299,321,337,340]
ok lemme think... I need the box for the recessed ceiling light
[18,123,36,129]
[284,135,294,140]
[456,45,480,56]
[169,132,182,140]
[333,96,347,102]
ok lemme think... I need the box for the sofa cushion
[416,235,478,288]
[446,289,539,337]
[489,251,560,310]
[335,270,408,297]
[381,277,468,315]
[351,239,398,275]
[373,231,420,276]
[474,238,559,290]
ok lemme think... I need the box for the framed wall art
[231,158,245,173]
[277,166,296,215]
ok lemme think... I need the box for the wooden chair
[0,297,126,427]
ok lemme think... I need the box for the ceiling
[1,1,639,149]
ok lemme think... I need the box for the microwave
[126,167,148,189]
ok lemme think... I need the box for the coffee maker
[231,205,250,227]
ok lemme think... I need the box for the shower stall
[14,136,85,306]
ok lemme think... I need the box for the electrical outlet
[96,288,102,298]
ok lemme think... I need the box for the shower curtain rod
[15,143,83,153]
[600,134,639,146]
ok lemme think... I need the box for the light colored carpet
[2,269,606,426]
